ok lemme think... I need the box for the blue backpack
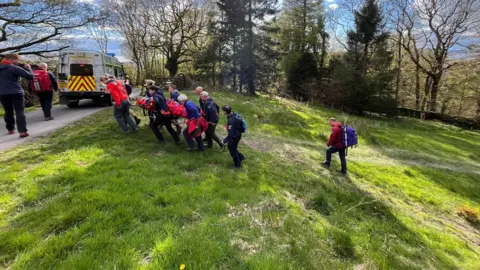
[341,125,358,148]
[235,113,247,133]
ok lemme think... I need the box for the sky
[67,0,344,62]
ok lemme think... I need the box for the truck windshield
[70,64,93,76]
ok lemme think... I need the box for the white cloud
[326,0,335,2]
[77,0,94,3]
[328,3,339,10]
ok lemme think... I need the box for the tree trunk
[395,35,402,103]
[165,57,178,77]
[135,62,141,86]
[247,0,255,95]
[429,76,441,112]
[302,0,307,52]
[476,97,480,120]
[421,76,432,111]
[415,66,421,110]
[212,58,216,90]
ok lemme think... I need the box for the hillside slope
[1,92,479,269]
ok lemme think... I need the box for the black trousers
[152,115,180,142]
[36,91,53,118]
[0,93,27,132]
[326,146,347,173]
[227,136,245,167]
[206,123,223,147]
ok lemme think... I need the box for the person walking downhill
[178,94,205,152]
[322,118,347,174]
[31,63,58,121]
[200,91,225,150]
[100,75,138,133]
[0,53,34,138]
[148,86,181,144]
[222,105,246,168]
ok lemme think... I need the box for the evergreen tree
[287,52,319,100]
[340,0,395,114]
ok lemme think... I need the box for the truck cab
[57,50,124,107]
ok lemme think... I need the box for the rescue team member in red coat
[322,118,347,174]
[0,53,34,138]
[100,75,138,133]
[33,63,58,121]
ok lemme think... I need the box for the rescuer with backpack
[222,105,246,168]
[0,53,34,138]
[148,86,181,144]
[100,75,138,133]
[31,63,58,121]
[322,118,358,174]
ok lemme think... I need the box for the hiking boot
[186,148,195,152]
[19,132,29,138]
[240,155,246,162]
[205,145,213,149]
[336,170,347,175]
[321,162,330,168]
[45,117,54,121]
[135,117,141,125]
[220,144,226,152]
[132,127,140,132]
[175,141,181,145]
[8,130,14,135]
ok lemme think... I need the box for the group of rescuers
[1,53,347,172]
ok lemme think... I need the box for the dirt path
[0,90,140,152]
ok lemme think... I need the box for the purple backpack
[341,126,358,148]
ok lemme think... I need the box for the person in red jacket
[322,118,347,174]
[100,75,138,133]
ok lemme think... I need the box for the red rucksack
[30,69,52,92]
[167,99,187,118]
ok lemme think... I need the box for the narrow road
[0,89,141,152]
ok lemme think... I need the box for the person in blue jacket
[222,105,246,168]
[200,91,225,150]
[177,94,204,152]
[0,53,34,138]
[148,86,180,144]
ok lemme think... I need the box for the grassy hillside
[1,91,479,269]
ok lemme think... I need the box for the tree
[395,0,480,112]
[340,0,395,114]
[287,52,319,100]
[0,0,104,56]
[146,0,212,77]
[88,21,110,54]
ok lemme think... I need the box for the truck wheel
[67,100,79,108]
[105,97,113,106]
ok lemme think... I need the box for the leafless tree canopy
[0,0,105,56]
[394,0,480,111]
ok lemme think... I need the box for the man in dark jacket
[36,63,58,121]
[222,105,246,168]
[200,91,225,150]
[0,53,34,138]
[148,86,180,144]
[322,118,347,174]
[169,84,180,102]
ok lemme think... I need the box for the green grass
[0,92,479,269]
